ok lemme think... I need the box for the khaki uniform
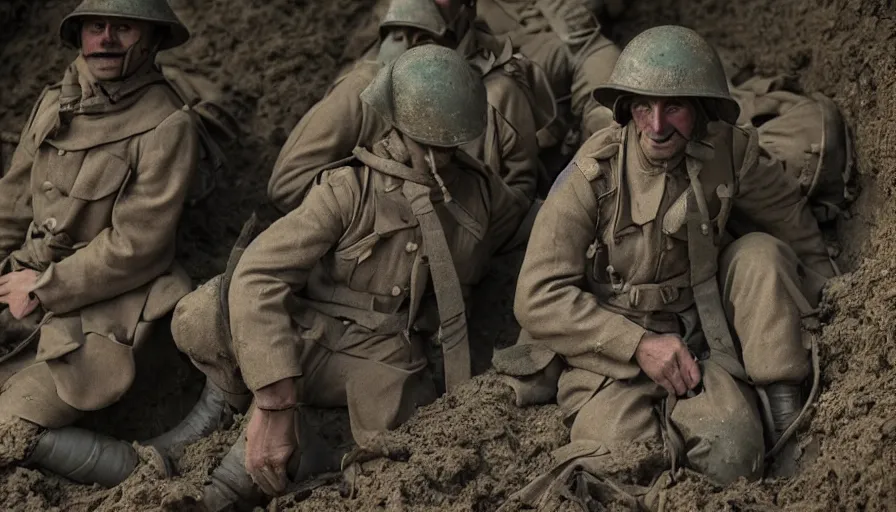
[477,0,621,140]
[177,133,527,445]
[268,27,549,213]
[513,122,835,483]
[0,59,197,428]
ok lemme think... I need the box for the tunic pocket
[67,149,131,201]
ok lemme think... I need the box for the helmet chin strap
[425,146,453,203]
[117,33,160,80]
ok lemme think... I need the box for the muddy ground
[1,0,896,510]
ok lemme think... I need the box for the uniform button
[41,181,54,192]
[391,286,402,297]
[57,149,66,156]
[405,242,418,253]
[44,217,57,230]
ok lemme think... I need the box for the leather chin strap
[119,35,160,79]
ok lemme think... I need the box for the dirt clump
[2,0,896,510]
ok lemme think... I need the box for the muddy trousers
[559,233,821,484]
[172,276,435,447]
[0,358,82,428]
[0,309,82,428]
[515,31,620,140]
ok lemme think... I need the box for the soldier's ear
[612,95,633,124]
[690,99,711,139]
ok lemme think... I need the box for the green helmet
[361,45,487,147]
[592,25,739,125]
[380,0,450,39]
[59,0,190,50]
[379,0,476,40]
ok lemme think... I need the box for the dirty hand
[245,379,299,496]
[0,269,41,320]
[634,332,701,397]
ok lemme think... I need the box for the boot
[201,434,261,512]
[144,379,250,454]
[26,426,169,488]
[764,382,806,478]
[766,382,804,443]
[200,408,347,512]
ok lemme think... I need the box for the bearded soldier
[268,0,555,213]
[0,0,197,487]
[505,26,835,488]
[166,46,527,510]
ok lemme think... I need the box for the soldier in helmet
[504,26,836,487]
[268,0,556,213]
[161,46,528,510]
[0,0,197,487]
[142,0,553,457]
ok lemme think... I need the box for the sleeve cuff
[239,348,304,393]
[30,263,72,314]
[599,316,647,363]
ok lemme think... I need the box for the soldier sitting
[0,0,197,487]
[500,26,836,500]
[154,46,528,510]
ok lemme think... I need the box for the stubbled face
[630,96,697,163]
[80,17,151,80]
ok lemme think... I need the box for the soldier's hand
[245,407,297,496]
[0,269,41,320]
[634,333,701,397]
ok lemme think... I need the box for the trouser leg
[719,232,819,385]
[571,35,621,137]
[299,341,434,449]
[0,362,167,487]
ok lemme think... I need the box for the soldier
[0,0,197,487]
[268,0,555,213]
[506,26,836,489]
[475,0,623,147]
[144,0,552,456]
[169,46,527,510]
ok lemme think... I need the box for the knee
[569,385,662,446]
[721,233,796,280]
[171,275,227,356]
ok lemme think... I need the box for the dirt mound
[2,0,896,510]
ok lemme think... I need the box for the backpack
[156,53,241,206]
[730,74,855,223]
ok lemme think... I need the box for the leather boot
[764,382,806,478]
[201,435,261,512]
[144,379,250,454]
[26,426,170,488]
[200,408,347,512]
[766,382,803,443]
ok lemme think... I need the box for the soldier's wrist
[253,378,297,411]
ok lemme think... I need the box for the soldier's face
[80,17,151,80]
[630,97,696,163]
